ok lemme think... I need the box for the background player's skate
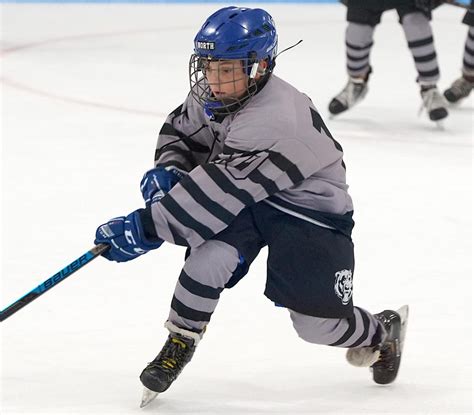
[328,75,369,116]
[444,75,474,102]
[418,85,449,126]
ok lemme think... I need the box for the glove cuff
[137,207,162,246]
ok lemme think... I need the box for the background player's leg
[329,22,374,115]
[400,11,448,121]
[444,21,474,103]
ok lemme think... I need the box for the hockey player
[444,1,474,103]
[329,0,448,122]
[94,6,408,406]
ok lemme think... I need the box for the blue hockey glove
[140,166,186,206]
[94,210,163,263]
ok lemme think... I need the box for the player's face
[203,59,248,100]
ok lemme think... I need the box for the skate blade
[140,387,159,408]
[397,305,409,353]
[435,121,445,130]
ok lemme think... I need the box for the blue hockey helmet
[189,7,278,117]
[193,6,278,71]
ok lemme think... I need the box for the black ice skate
[371,308,405,384]
[139,321,201,407]
[443,76,474,103]
[419,85,448,122]
[346,305,409,385]
[328,70,371,115]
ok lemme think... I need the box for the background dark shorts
[463,2,474,26]
[214,202,355,319]
[345,0,432,26]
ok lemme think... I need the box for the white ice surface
[1,3,472,414]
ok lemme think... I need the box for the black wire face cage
[189,54,259,116]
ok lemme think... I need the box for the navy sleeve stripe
[170,104,184,119]
[202,164,256,206]
[159,123,210,153]
[268,151,305,184]
[156,146,197,166]
[160,194,215,241]
[171,296,213,322]
[168,222,189,247]
[180,177,236,225]
[248,169,279,196]
[157,160,189,172]
[179,270,223,300]
[159,122,179,136]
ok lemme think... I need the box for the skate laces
[152,336,193,372]
[372,311,401,372]
[372,340,400,371]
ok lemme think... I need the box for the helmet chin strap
[249,62,268,79]
[249,62,259,79]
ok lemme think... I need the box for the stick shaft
[0,244,109,322]
[444,0,472,9]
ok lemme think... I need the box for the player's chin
[214,96,236,105]
[220,92,247,103]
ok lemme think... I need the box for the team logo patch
[215,151,270,180]
[334,269,353,305]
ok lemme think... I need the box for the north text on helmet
[197,41,215,50]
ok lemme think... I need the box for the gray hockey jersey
[145,75,354,248]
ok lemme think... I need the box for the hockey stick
[443,0,472,9]
[0,243,109,322]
